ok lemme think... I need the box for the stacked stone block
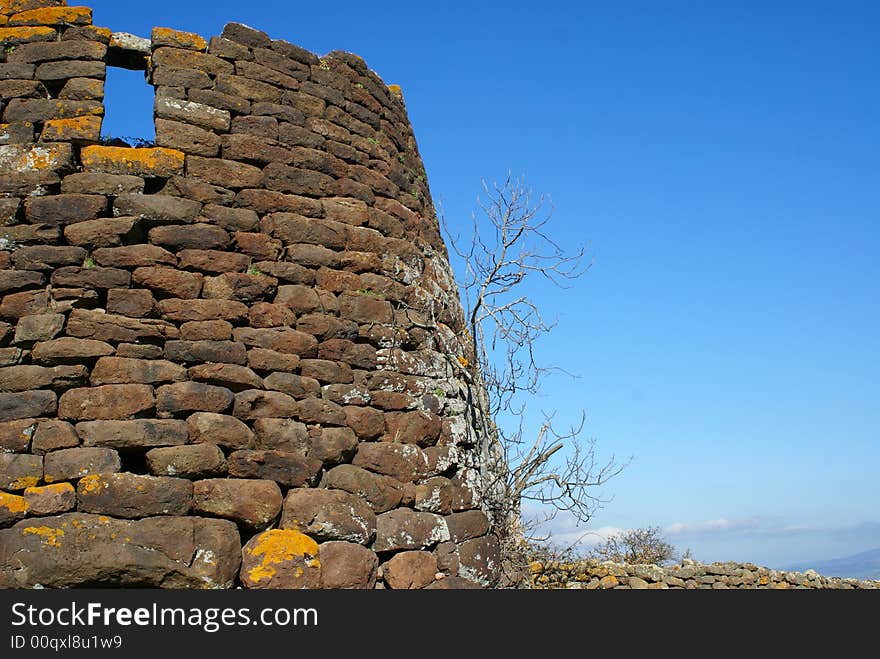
[0,0,498,589]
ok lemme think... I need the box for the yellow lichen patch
[0,491,28,514]
[9,6,91,27]
[388,84,403,98]
[1,142,69,173]
[80,145,185,178]
[9,476,39,490]
[98,516,110,523]
[0,15,8,26]
[41,115,102,142]
[0,25,54,41]
[77,474,104,495]
[151,26,207,51]
[69,23,110,43]
[22,526,64,547]
[25,482,73,496]
[245,529,319,584]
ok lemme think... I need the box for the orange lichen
[0,25,54,40]
[22,526,64,547]
[0,16,8,26]
[152,26,207,51]
[245,529,320,584]
[8,6,91,26]
[8,476,40,490]
[24,482,74,497]
[78,474,104,495]
[388,84,403,97]
[0,491,28,514]
[41,115,102,141]
[80,145,185,177]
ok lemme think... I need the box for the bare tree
[441,173,627,575]
[592,527,676,565]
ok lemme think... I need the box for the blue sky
[91,0,880,569]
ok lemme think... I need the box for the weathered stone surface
[80,146,184,178]
[383,550,438,589]
[77,472,193,518]
[251,417,307,453]
[373,508,450,552]
[0,418,37,453]
[133,266,203,299]
[414,476,454,514]
[158,298,248,323]
[445,510,490,543]
[240,528,321,589]
[0,270,44,295]
[76,419,187,450]
[321,464,402,513]
[23,194,106,226]
[0,365,86,392]
[90,357,186,385]
[155,118,220,157]
[12,245,86,270]
[261,371,318,398]
[187,412,253,450]
[424,576,482,590]
[281,488,376,545]
[31,419,78,454]
[0,491,29,528]
[232,389,297,420]
[180,320,232,341]
[151,27,208,51]
[310,426,358,465]
[247,348,300,374]
[151,47,234,77]
[146,444,227,479]
[193,478,282,530]
[65,309,177,343]
[23,482,75,516]
[155,97,231,132]
[30,338,113,365]
[202,272,277,304]
[187,156,262,189]
[344,405,384,440]
[352,442,428,482]
[296,397,346,425]
[0,390,56,421]
[458,535,501,586]
[0,513,241,588]
[58,384,154,421]
[177,248,251,275]
[227,450,322,488]
[385,410,442,447]
[156,382,234,417]
[115,193,202,225]
[93,245,177,268]
[319,541,378,589]
[164,340,247,365]
[42,446,119,483]
[61,172,144,195]
[105,288,157,318]
[149,224,229,251]
[0,452,42,490]
[248,302,295,328]
[188,363,263,392]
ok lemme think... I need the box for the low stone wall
[529,559,879,589]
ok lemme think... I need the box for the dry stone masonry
[530,559,880,590]
[0,0,500,589]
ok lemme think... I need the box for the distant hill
[785,548,880,581]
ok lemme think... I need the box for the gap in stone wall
[101,66,155,146]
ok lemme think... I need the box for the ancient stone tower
[0,0,499,589]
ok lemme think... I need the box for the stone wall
[0,0,499,589]
[529,559,880,589]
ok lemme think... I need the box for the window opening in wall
[101,66,156,148]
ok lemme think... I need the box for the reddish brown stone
[90,357,186,385]
[146,444,227,479]
[156,382,234,417]
[193,478,282,530]
[42,447,120,483]
[352,442,428,482]
[0,418,37,453]
[240,528,321,589]
[92,245,177,268]
[233,232,281,260]
[338,291,393,324]
[321,464,403,513]
[248,302,295,328]
[22,482,75,516]
[414,476,454,514]
[178,249,251,274]
[319,338,377,369]
[246,348,301,373]
[200,204,260,231]
[0,452,42,490]
[188,363,263,392]
[373,508,450,552]
[296,314,358,341]
[187,412,254,450]
[11,245,86,271]
[164,340,247,365]
[383,551,438,589]
[106,289,157,318]
[299,358,353,384]
[281,488,376,545]
[0,290,49,319]
[76,419,187,450]
[261,372,319,398]
[202,272,277,303]
[385,410,442,447]
[149,224,230,251]
[457,535,501,586]
[58,384,154,421]
[65,309,177,344]
[318,541,378,589]
[296,397,346,425]
[30,420,77,454]
[252,417,308,453]
[344,405,385,440]
[187,156,263,189]
[77,472,193,518]
[310,426,358,466]
[180,320,233,341]
[233,389,297,420]
[233,327,318,357]
[227,450,322,488]
[158,298,248,323]
[0,365,86,392]
[133,266,204,299]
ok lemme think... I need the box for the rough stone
[193,478,282,530]
[76,419,187,450]
[239,528,321,589]
[373,508,449,552]
[0,452,42,490]
[281,487,376,545]
[42,446,119,483]
[318,541,378,589]
[146,444,227,479]
[23,482,75,515]
[322,464,402,513]
[383,551,437,589]
[156,382,234,417]
[76,472,193,518]
[58,384,154,421]
[187,412,254,450]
